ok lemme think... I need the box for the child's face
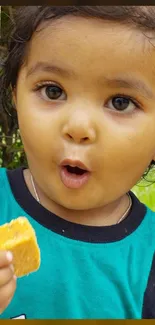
[14,17,155,210]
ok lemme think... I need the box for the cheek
[17,102,60,160]
[19,117,47,150]
[97,121,155,186]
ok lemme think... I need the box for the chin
[56,195,98,211]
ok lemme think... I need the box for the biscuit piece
[0,217,40,277]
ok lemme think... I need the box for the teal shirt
[0,167,155,319]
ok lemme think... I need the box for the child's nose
[62,113,97,145]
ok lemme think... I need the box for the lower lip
[59,166,90,189]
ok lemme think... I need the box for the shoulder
[0,167,22,225]
[137,206,155,318]
[128,195,155,318]
[142,251,155,318]
[143,206,155,232]
[0,167,10,195]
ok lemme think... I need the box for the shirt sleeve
[142,252,155,318]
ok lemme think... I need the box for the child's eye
[34,82,67,101]
[105,95,140,113]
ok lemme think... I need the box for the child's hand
[0,251,16,314]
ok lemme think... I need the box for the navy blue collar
[7,167,146,243]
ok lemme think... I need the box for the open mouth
[65,165,87,176]
[59,162,90,189]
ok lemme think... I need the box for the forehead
[25,16,155,83]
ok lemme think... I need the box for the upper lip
[60,159,90,172]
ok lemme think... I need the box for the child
[0,5,155,319]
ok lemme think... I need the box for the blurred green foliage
[0,127,27,169]
[132,168,155,211]
[0,6,27,169]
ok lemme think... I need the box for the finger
[0,265,14,287]
[0,290,15,315]
[0,296,12,315]
[0,251,13,268]
[0,276,16,308]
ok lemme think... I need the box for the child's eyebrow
[103,76,154,100]
[26,62,154,100]
[26,62,76,79]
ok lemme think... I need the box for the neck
[24,169,130,227]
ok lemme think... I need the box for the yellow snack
[0,217,40,277]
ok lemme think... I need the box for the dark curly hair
[1,6,155,179]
